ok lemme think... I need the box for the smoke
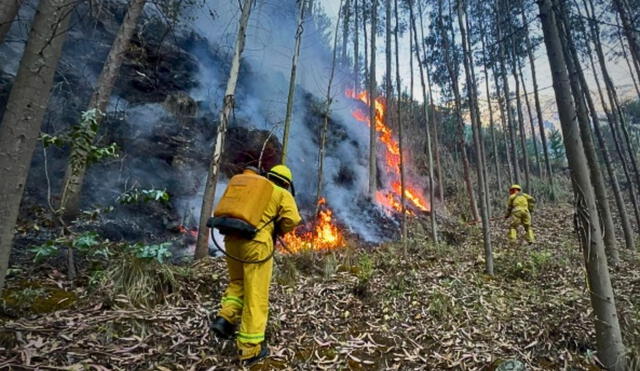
[186,0,389,241]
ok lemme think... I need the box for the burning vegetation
[281,198,345,253]
[346,89,430,214]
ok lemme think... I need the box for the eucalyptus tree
[537,0,626,367]
[424,0,479,221]
[0,0,76,292]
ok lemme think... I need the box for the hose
[210,228,276,264]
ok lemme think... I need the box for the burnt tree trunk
[59,0,147,222]
[195,0,255,259]
[281,0,307,162]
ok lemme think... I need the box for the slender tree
[0,0,23,44]
[615,15,640,99]
[520,2,553,190]
[583,0,640,228]
[481,32,503,192]
[556,8,619,264]
[353,0,359,91]
[0,0,75,292]
[538,0,626,368]
[368,0,378,199]
[436,0,479,221]
[518,60,542,177]
[341,0,351,67]
[59,0,148,221]
[612,0,640,85]
[195,0,255,258]
[417,0,444,202]
[281,0,307,162]
[316,0,343,213]
[410,0,437,243]
[509,32,530,191]
[496,0,520,185]
[570,0,635,251]
[393,0,406,243]
[457,0,492,274]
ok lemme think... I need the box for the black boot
[241,344,270,366]
[210,316,235,339]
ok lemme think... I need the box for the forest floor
[1,203,639,370]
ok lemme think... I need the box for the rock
[495,359,526,371]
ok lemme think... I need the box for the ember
[281,198,345,253]
[346,89,430,213]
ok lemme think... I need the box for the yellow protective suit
[506,192,535,243]
[217,184,301,360]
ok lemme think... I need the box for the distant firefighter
[504,184,535,244]
[209,165,301,366]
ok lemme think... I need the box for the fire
[346,89,431,213]
[281,198,345,253]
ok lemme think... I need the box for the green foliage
[39,109,119,173]
[8,287,47,306]
[355,255,374,283]
[118,188,170,204]
[29,232,111,263]
[128,242,173,264]
[548,129,566,167]
[504,250,554,280]
[30,241,61,263]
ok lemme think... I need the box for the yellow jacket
[253,185,301,245]
[506,192,535,216]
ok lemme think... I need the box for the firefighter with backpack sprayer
[208,164,301,366]
[504,184,536,244]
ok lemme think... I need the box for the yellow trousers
[217,236,273,360]
[508,209,535,243]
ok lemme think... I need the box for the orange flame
[346,89,431,213]
[281,198,345,253]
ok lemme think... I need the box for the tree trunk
[494,68,514,182]
[569,20,635,254]
[417,0,443,202]
[457,0,492,274]
[511,48,530,191]
[518,60,541,178]
[59,0,147,222]
[385,0,391,104]
[538,1,626,368]
[556,10,619,265]
[481,34,503,193]
[584,0,640,229]
[281,0,307,163]
[521,4,553,190]
[615,15,640,99]
[0,0,23,44]
[438,0,478,221]
[316,0,343,214]
[497,0,520,185]
[353,0,359,91]
[362,0,368,87]
[410,0,437,243]
[0,0,75,292]
[195,0,255,259]
[611,0,640,87]
[341,0,350,67]
[393,0,406,244]
[368,0,378,199]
